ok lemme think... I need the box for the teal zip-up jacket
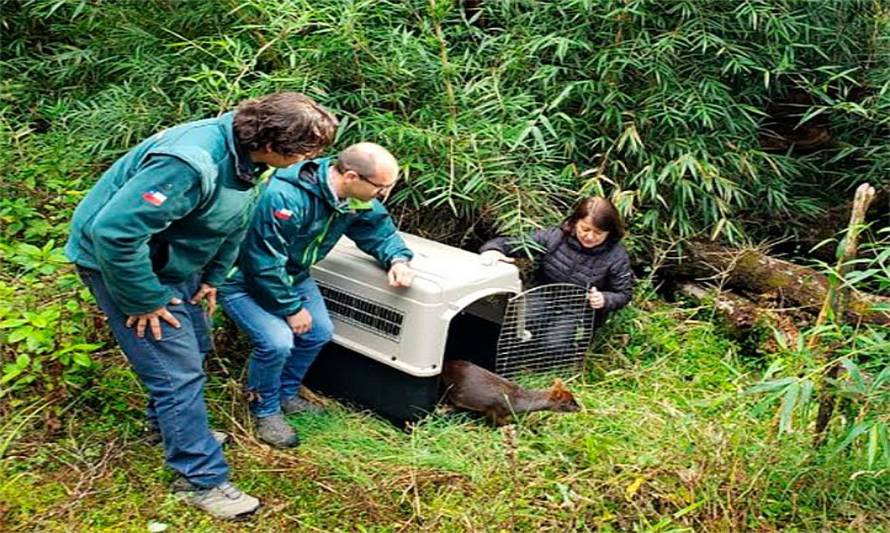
[221,157,413,317]
[64,112,264,316]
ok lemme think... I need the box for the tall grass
[1,302,887,530]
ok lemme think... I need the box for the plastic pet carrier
[304,233,596,425]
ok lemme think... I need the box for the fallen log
[678,283,800,351]
[667,242,890,326]
[678,283,762,331]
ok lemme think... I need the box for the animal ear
[549,379,573,400]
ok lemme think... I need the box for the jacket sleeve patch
[142,190,168,206]
[273,208,294,220]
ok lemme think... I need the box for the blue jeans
[76,267,228,488]
[221,277,334,417]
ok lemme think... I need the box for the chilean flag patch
[142,190,168,206]
[273,208,293,221]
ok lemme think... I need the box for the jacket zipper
[301,211,337,268]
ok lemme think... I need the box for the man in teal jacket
[66,93,338,519]
[220,142,414,448]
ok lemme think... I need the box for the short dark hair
[233,92,338,156]
[560,196,625,239]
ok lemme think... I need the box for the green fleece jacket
[221,157,413,317]
[64,112,264,315]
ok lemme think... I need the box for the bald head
[336,142,398,183]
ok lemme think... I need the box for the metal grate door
[495,283,595,377]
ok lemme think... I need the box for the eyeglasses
[337,161,398,197]
[354,171,396,193]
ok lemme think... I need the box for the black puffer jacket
[480,227,634,312]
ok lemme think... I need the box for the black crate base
[303,343,441,427]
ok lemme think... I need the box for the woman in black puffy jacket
[480,197,633,345]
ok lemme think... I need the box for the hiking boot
[171,479,260,520]
[281,395,325,415]
[147,427,229,447]
[254,413,299,448]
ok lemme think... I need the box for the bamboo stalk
[429,0,458,123]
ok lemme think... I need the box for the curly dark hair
[560,196,625,239]
[233,92,338,156]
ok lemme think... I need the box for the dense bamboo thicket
[4,0,889,243]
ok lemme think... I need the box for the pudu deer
[441,360,580,426]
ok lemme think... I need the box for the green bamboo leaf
[779,382,799,434]
[841,358,866,393]
[880,424,890,466]
[746,377,795,394]
[872,365,890,390]
[798,379,814,420]
[8,327,34,344]
[833,421,872,456]
[867,424,879,468]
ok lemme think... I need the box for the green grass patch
[2,303,886,531]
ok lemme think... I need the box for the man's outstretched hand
[387,262,415,288]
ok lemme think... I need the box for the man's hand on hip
[126,297,183,340]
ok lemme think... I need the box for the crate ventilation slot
[318,282,404,341]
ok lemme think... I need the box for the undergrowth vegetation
[1,0,888,530]
[2,302,887,530]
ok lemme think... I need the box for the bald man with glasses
[345,163,396,198]
[219,142,414,448]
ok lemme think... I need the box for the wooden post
[811,183,876,447]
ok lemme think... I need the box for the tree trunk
[667,242,890,326]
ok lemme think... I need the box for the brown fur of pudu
[441,360,580,426]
